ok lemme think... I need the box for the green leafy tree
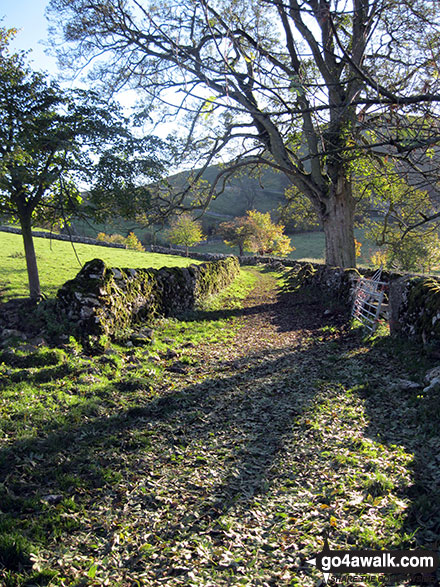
[125,232,145,252]
[0,30,165,298]
[168,214,204,256]
[49,0,440,268]
[218,216,253,256]
[358,158,440,272]
[278,184,321,233]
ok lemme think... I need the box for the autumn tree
[168,213,205,255]
[220,210,293,256]
[0,30,165,298]
[48,0,440,267]
[218,216,253,256]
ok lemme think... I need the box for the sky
[1,0,145,115]
[1,0,59,75]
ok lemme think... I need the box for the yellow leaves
[168,212,205,249]
[201,95,218,120]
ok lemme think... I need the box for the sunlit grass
[0,231,201,300]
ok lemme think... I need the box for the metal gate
[352,268,389,333]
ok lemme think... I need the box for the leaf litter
[0,268,439,586]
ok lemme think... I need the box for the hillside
[70,164,290,240]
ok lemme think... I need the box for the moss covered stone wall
[389,276,440,346]
[282,263,439,346]
[57,256,239,348]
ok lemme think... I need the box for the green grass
[0,266,439,586]
[0,231,201,300]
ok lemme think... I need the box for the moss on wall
[57,256,239,350]
[402,277,440,345]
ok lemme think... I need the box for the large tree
[48,0,440,267]
[0,30,166,298]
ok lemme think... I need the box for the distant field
[193,230,374,264]
[0,231,201,300]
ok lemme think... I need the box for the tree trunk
[321,177,356,268]
[19,212,41,299]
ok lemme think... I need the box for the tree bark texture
[322,179,356,268]
[19,212,41,299]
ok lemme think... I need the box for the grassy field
[0,232,201,300]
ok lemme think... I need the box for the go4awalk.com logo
[307,538,439,584]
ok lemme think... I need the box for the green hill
[70,164,290,240]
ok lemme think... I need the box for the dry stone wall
[389,276,440,345]
[57,256,240,349]
[150,246,440,346]
[284,263,440,347]
[0,226,126,248]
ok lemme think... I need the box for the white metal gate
[352,269,389,333]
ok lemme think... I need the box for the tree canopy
[0,28,167,298]
[220,210,293,256]
[48,0,440,267]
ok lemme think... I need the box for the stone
[16,344,38,353]
[43,494,63,506]
[29,336,47,347]
[111,268,123,279]
[390,379,423,392]
[164,348,178,359]
[166,362,188,374]
[139,327,154,338]
[1,328,26,340]
[130,328,155,346]
[423,379,440,394]
[80,306,95,320]
[425,366,440,384]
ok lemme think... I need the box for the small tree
[218,216,253,256]
[0,30,165,298]
[220,210,293,257]
[168,214,204,256]
[244,211,293,257]
[125,232,144,252]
